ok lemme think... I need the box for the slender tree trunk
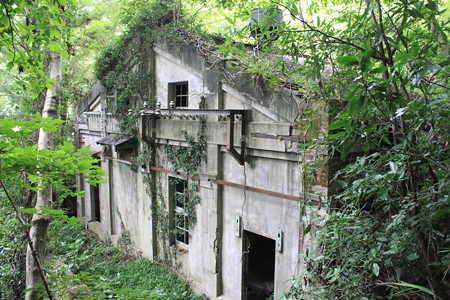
[25,50,61,300]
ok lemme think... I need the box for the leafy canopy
[216,0,449,298]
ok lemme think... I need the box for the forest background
[0,0,449,299]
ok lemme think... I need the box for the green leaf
[78,146,94,155]
[359,50,372,72]
[68,216,80,226]
[225,16,234,25]
[47,41,63,53]
[328,131,346,139]
[406,252,419,261]
[382,135,392,145]
[431,206,450,220]
[369,66,388,74]
[20,208,38,214]
[372,263,380,276]
[337,56,359,66]
[58,142,75,152]
[390,282,434,295]
[50,28,61,39]
[41,208,65,215]
[28,174,41,183]
[425,1,439,11]
[303,224,312,235]
[329,119,351,131]
[395,53,413,65]
[338,218,352,223]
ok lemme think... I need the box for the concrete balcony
[83,112,118,133]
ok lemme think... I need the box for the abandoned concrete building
[75,29,330,299]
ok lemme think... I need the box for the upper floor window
[168,82,188,107]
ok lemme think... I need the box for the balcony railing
[106,113,118,133]
[83,112,118,133]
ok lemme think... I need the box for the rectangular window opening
[170,177,190,245]
[168,82,188,107]
[117,147,135,161]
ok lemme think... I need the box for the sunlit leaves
[0,0,71,111]
[0,115,62,140]
[337,55,359,66]
[248,0,450,298]
[0,116,105,200]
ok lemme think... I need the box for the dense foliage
[93,0,207,132]
[0,0,72,116]
[45,219,204,299]
[1,0,448,298]
[0,116,104,297]
[215,0,449,299]
[90,0,450,298]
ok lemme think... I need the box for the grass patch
[47,219,203,299]
[95,259,198,299]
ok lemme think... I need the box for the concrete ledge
[87,221,109,242]
[217,296,234,300]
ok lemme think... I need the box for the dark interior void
[243,231,275,300]
[61,194,77,217]
[93,184,100,222]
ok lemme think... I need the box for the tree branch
[275,1,366,52]
[0,177,55,300]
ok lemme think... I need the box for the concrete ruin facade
[75,37,329,300]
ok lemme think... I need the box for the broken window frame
[169,177,190,245]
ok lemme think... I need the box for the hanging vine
[163,117,207,253]
[94,2,188,135]
[164,117,207,176]
[93,0,216,269]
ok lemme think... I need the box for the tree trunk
[25,50,61,300]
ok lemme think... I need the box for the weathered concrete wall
[155,49,204,109]
[220,153,302,299]
[75,38,330,300]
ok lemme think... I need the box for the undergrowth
[46,218,203,299]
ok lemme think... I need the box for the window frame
[169,176,190,246]
[168,81,189,108]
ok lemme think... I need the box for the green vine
[164,117,207,176]
[94,0,213,270]
[136,144,173,263]
[163,117,207,260]
[137,121,208,268]
[155,179,174,265]
[94,2,187,135]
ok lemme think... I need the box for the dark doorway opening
[91,161,101,222]
[243,231,275,300]
[92,183,100,222]
[61,193,77,217]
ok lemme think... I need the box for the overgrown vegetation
[150,117,207,265]
[0,115,104,299]
[215,1,449,299]
[94,1,191,133]
[0,203,25,298]
[164,117,207,231]
[2,0,208,298]
[200,0,449,298]
[164,118,207,176]
[2,0,448,298]
[45,218,203,299]
[0,192,202,299]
